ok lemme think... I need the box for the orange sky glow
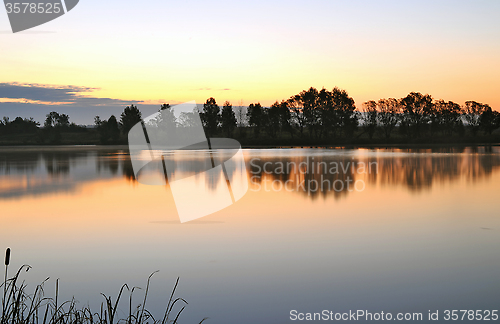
[1,1,499,111]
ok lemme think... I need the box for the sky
[1,0,500,124]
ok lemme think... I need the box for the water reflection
[0,147,131,199]
[1,146,500,200]
[244,147,500,198]
[374,150,500,191]
[1,146,500,324]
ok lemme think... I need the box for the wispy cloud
[193,87,232,91]
[0,82,142,107]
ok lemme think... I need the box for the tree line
[360,93,499,140]
[197,87,500,142]
[1,86,499,144]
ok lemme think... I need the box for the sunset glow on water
[0,146,499,323]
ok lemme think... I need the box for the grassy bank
[1,249,207,324]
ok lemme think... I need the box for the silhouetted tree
[434,100,462,136]
[266,102,281,137]
[285,87,357,140]
[43,112,70,129]
[44,112,60,128]
[95,115,120,144]
[200,97,220,137]
[377,98,400,139]
[57,114,70,128]
[0,117,39,135]
[247,103,264,137]
[331,87,357,138]
[287,96,307,137]
[317,88,334,139]
[120,105,142,135]
[297,87,321,138]
[95,116,109,144]
[221,101,236,137]
[107,115,120,142]
[480,106,500,135]
[43,112,67,143]
[400,92,433,138]
[464,101,489,136]
[362,100,378,139]
[94,116,107,143]
[268,100,292,138]
[278,101,293,137]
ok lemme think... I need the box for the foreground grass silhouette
[1,248,208,324]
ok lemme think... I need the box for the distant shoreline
[1,141,500,150]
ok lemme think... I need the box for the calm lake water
[1,146,499,323]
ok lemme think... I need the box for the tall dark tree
[94,116,108,144]
[287,96,307,137]
[94,116,102,127]
[107,115,120,142]
[268,100,292,138]
[376,98,400,139]
[44,112,60,128]
[330,87,357,138]
[221,101,237,137]
[434,100,462,136]
[43,111,67,143]
[266,101,284,137]
[120,105,142,135]
[317,88,334,139]
[266,102,280,137]
[56,114,70,128]
[400,92,433,138]
[464,101,489,136]
[247,103,264,137]
[201,97,220,137]
[95,115,121,144]
[297,87,320,138]
[278,100,293,137]
[361,100,378,139]
[480,106,500,135]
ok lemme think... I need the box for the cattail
[5,248,10,266]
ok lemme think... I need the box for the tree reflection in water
[1,146,500,200]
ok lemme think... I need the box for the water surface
[0,146,499,323]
